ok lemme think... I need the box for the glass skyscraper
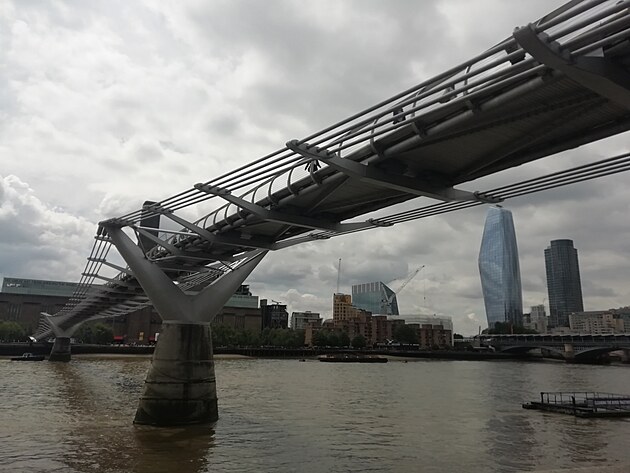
[544,239,584,327]
[478,206,523,328]
[351,281,399,315]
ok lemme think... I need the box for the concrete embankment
[1,342,528,361]
[0,342,154,357]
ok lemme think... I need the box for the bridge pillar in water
[49,336,71,362]
[134,321,217,425]
[563,343,575,362]
[103,225,266,426]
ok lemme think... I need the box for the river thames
[2,356,630,472]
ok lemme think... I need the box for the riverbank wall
[0,342,526,361]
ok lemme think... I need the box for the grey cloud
[582,280,618,299]
[159,140,189,154]
[130,139,165,164]
[0,175,95,280]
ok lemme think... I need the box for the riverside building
[352,281,399,315]
[407,323,452,349]
[1,276,263,341]
[290,311,321,330]
[478,206,523,328]
[569,310,624,334]
[324,294,453,348]
[260,299,289,329]
[401,314,454,344]
[0,277,79,332]
[522,305,548,334]
[545,239,584,328]
[213,285,262,333]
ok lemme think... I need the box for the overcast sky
[2,0,629,335]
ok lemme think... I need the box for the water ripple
[2,357,630,472]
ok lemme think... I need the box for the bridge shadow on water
[131,426,216,473]
[44,359,217,473]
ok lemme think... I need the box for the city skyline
[2,0,630,336]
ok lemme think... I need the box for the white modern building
[290,311,321,330]
[523,304,549,334]
[569,311,624,334]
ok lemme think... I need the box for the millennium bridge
[34,0,630,425]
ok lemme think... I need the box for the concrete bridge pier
[49,336,72,362]
[134,321,217,425]
[42,313,73,362]
[620,348,630,363]
[104,225,266,426]
[563,343,575,362]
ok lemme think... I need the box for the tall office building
[545,239,584,327]
[351,281,399,315]
[478,206,523,328]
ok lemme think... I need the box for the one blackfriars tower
[478,206,523,328]
[544,239,583,327]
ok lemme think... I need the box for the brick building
[408,323,452,349]
[325,293,453,348]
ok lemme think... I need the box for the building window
[7,303,21,321]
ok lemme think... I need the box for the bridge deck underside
[169,75,630,262]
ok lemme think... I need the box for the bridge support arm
[103,225,191,322]
[103,224,267,426]
[287,140,500,203]
[103,224,267,323]
[195,183,375,232]
[150,205,275,250]
[514,24,630,109]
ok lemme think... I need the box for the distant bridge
[480,333,630,362]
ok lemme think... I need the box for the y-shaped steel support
[103,225,267,426]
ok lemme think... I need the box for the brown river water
[1,356,630,473]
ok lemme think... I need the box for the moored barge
[318,354,388,363]
[523,391,630,418]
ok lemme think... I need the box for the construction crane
[336,258,342,294]
[381,265,425,314]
